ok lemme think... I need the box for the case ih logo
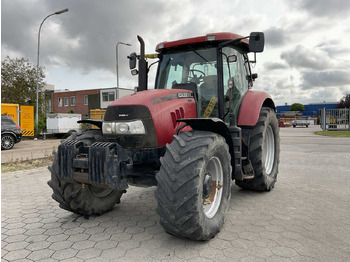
[152,92,193,104]
[177,92,192,98]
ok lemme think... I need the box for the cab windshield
[155,47,219,117]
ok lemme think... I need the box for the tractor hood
[105,89,197,147]
[109,89,193,108]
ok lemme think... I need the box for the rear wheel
[1,134,15,150]
[236,107,280,191]
[48,129,125,216]
[155,131,232,240]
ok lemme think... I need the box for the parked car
[291,119,310,128]
[1,115,22,150]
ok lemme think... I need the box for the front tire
[236,107,280,191]
[48,129,125,216]
[155,131,232,240]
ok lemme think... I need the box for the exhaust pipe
[137,35,148,92]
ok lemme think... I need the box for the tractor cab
[130,32,264,125]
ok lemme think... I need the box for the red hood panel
[109,89,197,146]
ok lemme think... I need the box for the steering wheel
[189,69,205,78]
[189,69,205,84]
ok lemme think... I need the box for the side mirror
[131,69,138,76]
[128,52,137,69]
[228,55,237,63]
[249,32,264,53]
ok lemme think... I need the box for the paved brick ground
[1,139,61,164]
[2,126,350,261]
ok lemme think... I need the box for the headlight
[118,123,129,133]
[102,120,146,134]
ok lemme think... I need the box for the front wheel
[236,107,280,191]
[155,131,232,240]
[48,129,125,216]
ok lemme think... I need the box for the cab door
[222,47,250,125]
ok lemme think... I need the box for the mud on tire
[155,131,232,240]
[48,129,124,216]
[236,107,280,191]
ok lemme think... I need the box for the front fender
[78,119,103,129]
[178,118,232,144]
[177,118,236,177]
[237,90,275,127]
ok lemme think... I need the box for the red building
[51,89,100,117]
[51,88,134,118]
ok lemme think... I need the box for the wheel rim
[264,125,275,175]
[202,156,223,218]
[2,135,14,149]
[89,186,113,198]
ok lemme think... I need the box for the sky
[2,0,350,106]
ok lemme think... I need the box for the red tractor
[48,32,280,240]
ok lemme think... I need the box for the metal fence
[320,108,350,130]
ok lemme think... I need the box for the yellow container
[20,105,34,136]
[1,103,19,124]
[1,103,34,136]
[89,109,106,129]
[90,109,106,119]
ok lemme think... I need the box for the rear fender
[1,131,16,137]
[238,90,275,127]
[1,131,19,142]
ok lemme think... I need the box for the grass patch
[1,156,54,173]
[314,131,350,137]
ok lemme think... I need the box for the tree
[337,94,350,108]
[1,56,45,108]
[290,103,305,111]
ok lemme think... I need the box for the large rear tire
[155,131,232,240]
[236,107,280,191]
[48,129,125,216]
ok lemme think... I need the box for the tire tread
[156,131,231,240]
[48,129,123,216]
[236,107,280,191]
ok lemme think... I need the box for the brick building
[51,89,100,117]
[51,88,134,118]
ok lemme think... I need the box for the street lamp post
[116,42,131,99]
[35,8,69,132]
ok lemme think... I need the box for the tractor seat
[200,75,217,89]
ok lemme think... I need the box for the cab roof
[155,32,249,52]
